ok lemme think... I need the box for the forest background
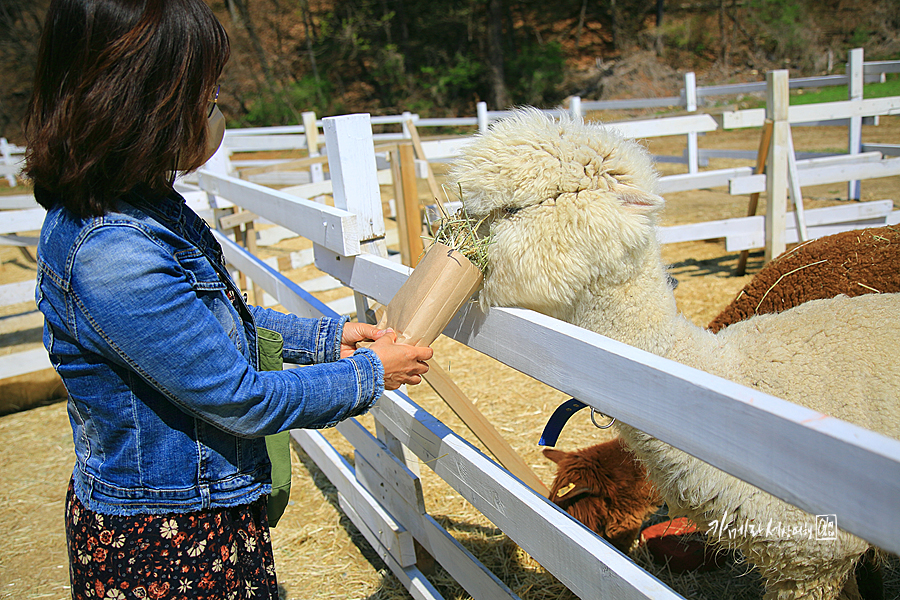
[2,0,900,142]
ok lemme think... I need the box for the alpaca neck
[571,249,707,364]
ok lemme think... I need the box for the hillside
[1,0,899,140]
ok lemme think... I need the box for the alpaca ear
[618,186,664,214]
[542,448,567,464]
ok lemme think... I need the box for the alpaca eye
[503,206,522,216]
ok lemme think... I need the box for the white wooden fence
[1,92,899,600]
[1,138,26,187]
[187,106,900,599]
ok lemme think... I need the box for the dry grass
[2,118,900,599]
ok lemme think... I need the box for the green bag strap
[257,327,292,528]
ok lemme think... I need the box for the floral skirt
[65,479,278,600]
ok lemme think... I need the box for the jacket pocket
[174,249,243,351]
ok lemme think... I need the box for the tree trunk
[487,0,511,109]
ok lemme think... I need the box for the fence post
[401,111,414,139]
[302,111,327,204]
[0,138,15,187]
[765,70,790,262]
[322,113,424,483]
[847,47,864,201]
[570,96,582,120]
[476,102,489,133]
[684,72,699,174]
[322,114,386,259]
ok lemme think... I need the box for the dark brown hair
[25,0,229,217]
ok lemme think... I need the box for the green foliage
[506,40,566,107]
[242,77,332,127]
[745,0,817,67]
[419,53,485,107]
[790,74,900,105]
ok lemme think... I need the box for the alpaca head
[450,108,664,319]
[543,439,660,552]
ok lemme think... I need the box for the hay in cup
[425,184,492,274]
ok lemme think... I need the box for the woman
[25,0,432,598]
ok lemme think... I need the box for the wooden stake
[423,360,551,497]
[405,119,445,214]
[394,144,425,267]
[735,119,774,276]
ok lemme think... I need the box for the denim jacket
[36,185,384,516]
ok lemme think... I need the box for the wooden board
[0,208,45,235]
[337,496,446,600]
[720,95,900,129]
[0,280,36,307]
[198,171,359,256]
[729,156,900,195]
[0,348,52,380]
[290,429,417,567]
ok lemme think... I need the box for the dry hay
[3,118,900,599]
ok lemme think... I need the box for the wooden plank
[785,128,809,241]
[0,348,52,380]
[608,114,718,139]
[218,210,258,230]
[418,137,474,161]
[660,201,893,248]
[862,143,900,156]
[0,280,36,307]
[289,429,417,568]
[337,496,446,600]
[279,179,334,199]
[848,48,864,200]
[222,135,308,152]
[337,419,427,515]
[395,144,425,266]
[729,156,900,195]
[0,208,45,234]
[214,231,338,320]
[372,390,684,600]
[239,154,329,177]
[314,248,900,554]
[726,218,889,251]
[197,171,359,256]
[720,96,900,129]
[580,96,683,111]
[766,70,790,261]
[353,452,522,600]
[323,114,385,245]
[657,166,753,193]
[423,361,551,497]
[405,120,443,206]
[0,195,38,210]
[735,119,774,275]
[722,200,894,250]
[657,215,761,245]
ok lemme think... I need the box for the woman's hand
[340,322,384,358]
[369,330,433,390]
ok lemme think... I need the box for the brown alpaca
[543,439,660,553]
[708,225,900,332]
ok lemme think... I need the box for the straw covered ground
[1,117,899,599]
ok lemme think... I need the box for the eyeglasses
[208,84,220,118]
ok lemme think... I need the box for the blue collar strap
[538,398,587,446]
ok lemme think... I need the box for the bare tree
[487,0,511,108]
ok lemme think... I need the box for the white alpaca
[449,108,900,600]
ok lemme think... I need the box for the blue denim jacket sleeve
[249,305,345,365]
[70,223,384,436]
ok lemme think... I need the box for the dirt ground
[1,117,898,599]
